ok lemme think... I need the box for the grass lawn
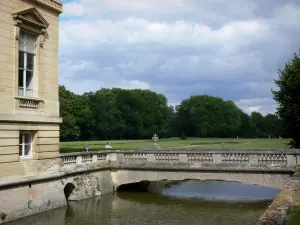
[60,137,290,153]
[284,204,300,225]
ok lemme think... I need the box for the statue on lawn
[152,133,162,149]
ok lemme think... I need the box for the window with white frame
[19,31,36,97]
[19,132,33,158]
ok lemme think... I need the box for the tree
[59,85,286,141]
[272,50,300,147]
[176,95,241,138]
[59,86,80,141]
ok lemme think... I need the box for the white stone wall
[0,0,62,174]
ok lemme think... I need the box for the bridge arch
[64,183,76,201]
[111,170,292,190]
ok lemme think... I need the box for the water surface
[7,180,279,225]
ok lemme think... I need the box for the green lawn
[284,204,300,225]
[60,137,290,153]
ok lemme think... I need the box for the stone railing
[61,152,108,167]
[15,97,44,110]
[60,149,300,172]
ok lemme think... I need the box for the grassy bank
[285,204,300,225]
[60,137,290,153]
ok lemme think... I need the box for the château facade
[0,0,63,179]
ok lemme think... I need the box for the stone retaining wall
[257,173,300,225]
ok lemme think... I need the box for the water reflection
[7,180,277,225]
[163,180,280,201]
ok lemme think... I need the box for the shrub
[180,132,186,140]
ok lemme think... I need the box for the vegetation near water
[285,205,300,225]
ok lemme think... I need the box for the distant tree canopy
[273,50,300,147]
[59,85,286,141]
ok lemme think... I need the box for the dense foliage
[59,86,284,141]
[273,50,300,147]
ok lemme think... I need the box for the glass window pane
[19,134,23,144]
[26,71,33,89]
[24,144,31,156]
[26,54,34,70]
[26,33,36,45]
[19,41,25,51]
[19,87,24,96]
[19,145,23,156]
[18,69,24,87]
[24,133,31,144]
[19,51,24,69]
[19,32,25,51]
[25,89,33,97]
[20,32,25,41]
[26,44,35,54]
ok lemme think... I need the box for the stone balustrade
[60,149,300,172]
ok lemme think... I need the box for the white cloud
[236,98,278,115]
[59,0,300,115]
[63,2,85,17]
[60,18,265,47]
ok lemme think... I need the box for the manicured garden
[60,137,290,153]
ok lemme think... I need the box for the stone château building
[0,0,63,180]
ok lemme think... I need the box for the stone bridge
[60,149,300,193]
[1,148,300,223]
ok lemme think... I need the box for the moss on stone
[97,183,101,192]
[0,212,7,220]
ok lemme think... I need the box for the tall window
[19,132,32,158]
[19,32,36,97]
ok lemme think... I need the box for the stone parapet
[257,174,300,225]
[60,148,300,170]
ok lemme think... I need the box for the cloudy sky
[59,0,300,115]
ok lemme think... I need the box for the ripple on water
[6,180,277,225]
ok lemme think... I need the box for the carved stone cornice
[12,6,49,46]
[30,0,63,14]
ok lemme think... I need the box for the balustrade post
[76,155,82,165]
[287,154,297,166]
[179,153,188,163]
[249,154,258,164]
[297,155,300,166]
[107,152,124,163]
[92,154,97,163]
[147,153,155,162]
[213,153,222,164]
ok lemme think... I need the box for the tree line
[59,86,284,141]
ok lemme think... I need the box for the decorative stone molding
[12,6,49,46]
[31,0,63,14]
[0,113,62,124]
[15,96,44,110]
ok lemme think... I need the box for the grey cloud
[59,0,300,114]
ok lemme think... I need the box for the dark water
[7,181,280,225]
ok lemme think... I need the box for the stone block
[0,181,67,224]
[0,130,18,138]
[0,154,19,163]
[38,137,59,145]
[0,146,18,155]
[37,151,59,159]
[38,144,59,153]
[38,130,59,138]
[0,138,18,146]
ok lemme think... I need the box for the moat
[7,180,280,225]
